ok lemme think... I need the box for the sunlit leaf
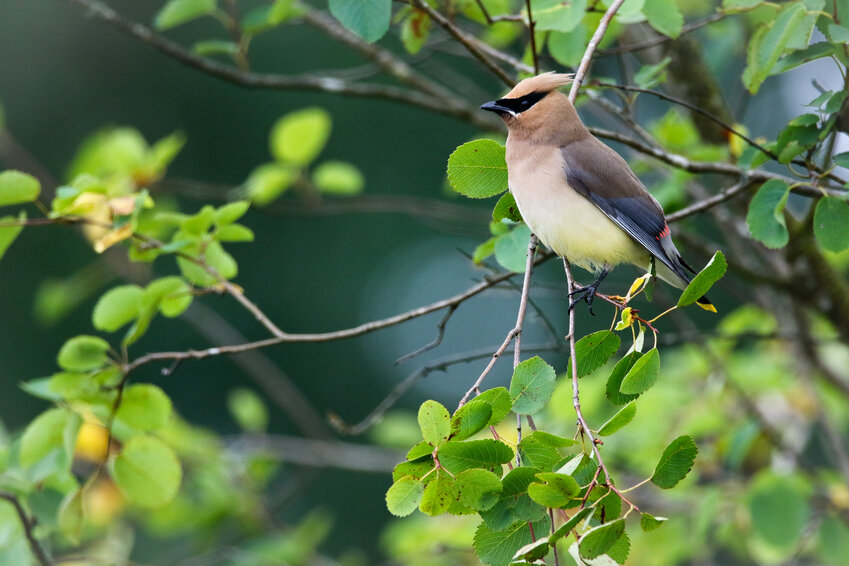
[651,435,698,488]
[110,435,182,508]
[510,356,556,415]
[447,139,508,199]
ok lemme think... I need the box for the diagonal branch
[569,0,628,104]
[0,492,54,566]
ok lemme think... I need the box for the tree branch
[569,0,628,104]
[0,492,54,566]
[597,13,727,56]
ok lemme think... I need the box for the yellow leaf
[93,223,133,253]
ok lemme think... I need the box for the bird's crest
[504,72,574,99]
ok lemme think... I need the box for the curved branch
[569,0,628,103]
[0,492,53,566]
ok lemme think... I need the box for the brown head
[480,73,586,143]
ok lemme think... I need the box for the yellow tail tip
[697,302,718,313]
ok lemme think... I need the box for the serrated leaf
[493,192,522,223]
[447,140,508,199]
[116,384,173,432]
[642,0,683,38]
[518,436,562,471]
[510,356,556,415]
[607,531,631,565]
[57,335,111,371]
[456,468,503,511]
[566,330,621,378]
[418,400,451,447]
[154,0,216,30]
[814,196,849,252]
[0,212,25,261]
[651,435,698,488]
[110,436,182,508]
[93,285,144,332]
[528,472,580,508]
[451,399,492,441]
[513,536,550,562]
[438,439,514,474]
[386,475,424,517]
[329,0,391,43]
[550,506,593,543]
[747,180,790,248]
[494,224,533,273]
[475,387,513,426]
[677,250,727,308]
[270,108,331,166]
[0,170,40,206]
[742,3,809,93]
[605,353,642,405]
[579,519,625,560]
[474,517,550,566]
[619,348,660,395]
[406,440,433,461]
[419,469,455,516]
[392,458,434,482]
[598,401,637,436]
[640,512,667,531]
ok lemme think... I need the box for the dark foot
[568,269,608,316]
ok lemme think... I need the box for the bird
[480,72,714,313]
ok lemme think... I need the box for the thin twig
[525,0,539,74]
[458,236,539,408]
[395,305,457,365]
[568,0,627,104]
[408,0,516,87]
[0,492,54,566]
[598,13,726,56]
[666,179,757,222]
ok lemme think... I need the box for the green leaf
[518,435,562,471]
[110,435,182,508]
[0,212,25,261]
[438,439,514,474]
[418,400,451,447]
[57,335,111,371]
[400,8,431,54]
[58,488,85,544]
[492,192,522,223]
[406,440,433,461]
[579,518,625,560]
[447,139,508,199]
[92,285,144,332]
[480,467,547,530]
[227,388,269,432]
[619,348,660,395]
[605,352,642,405]
[328,0,391,43]
[0,170,40,206]
[642,0,683,38]
[510,356,556,415]
[749,472,811,548]
[146,276,193,318]
[494,224,533,273]
[742,2,809,93]
[651,435,698,488]
[419,469,455,516]
[533,0,587,33]
[640,512,667,531]
[607,531,631,565]
[270,108,332,166]
[215,201,250,226]
[814,196,849,252]
[634,56,671,89]
[154,0,216,30]
[833,152,849,169]
[598,401,637,436]
[566,330,621,378]
[386,475,424,517]
[475,387,513,426]
[747,180,790,248]
[19,408,81,476]
[216,223,255,242]
[513,537,551,562]
[244,162,299,205]
[455,468,503,511]
[474,517,550,566]
[550,506,592,543]
[242,0,300,34]
[770,42,836,75]
[528,473,580,508]
[312,161,365,195]
[192,40,239,57]
[451,399,492,441]
[116,384,173,432]
[722,0,763,10]
[548,24,587,67]
[676,250,727,308]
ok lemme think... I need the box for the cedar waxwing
[481,73,714,312]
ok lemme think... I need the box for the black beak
[480,100,513,115]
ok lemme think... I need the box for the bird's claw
[569,283,600,316]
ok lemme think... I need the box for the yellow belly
[507,152,647,272]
